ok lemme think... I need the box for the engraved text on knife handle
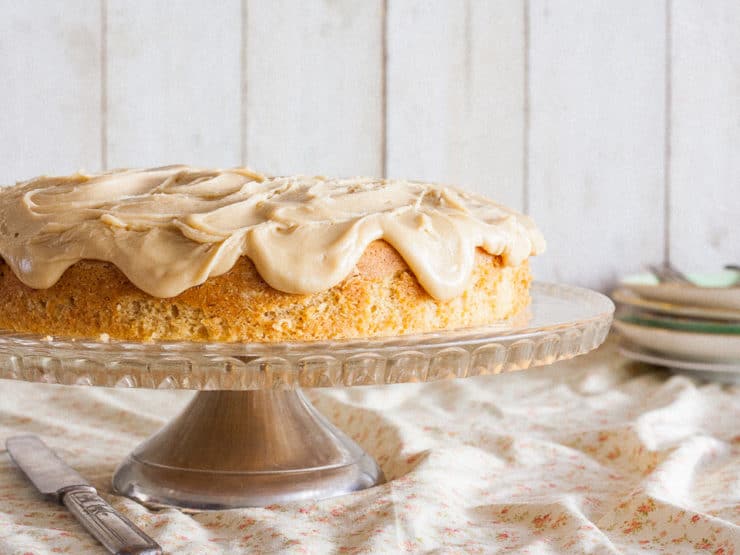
[61,486,162,555]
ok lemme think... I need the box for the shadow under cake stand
[0,282,613,511]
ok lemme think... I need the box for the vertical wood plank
[671,1,740,270]
[386,0,525,209]
[106,0,241,169]
[528,1,666,289]
[246,0,383,176]
[0,1,101,184]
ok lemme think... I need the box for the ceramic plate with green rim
[618,312,740,335]
[620,270,740,311]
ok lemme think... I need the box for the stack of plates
[612,271,740,382]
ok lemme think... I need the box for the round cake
[0,166,545,342]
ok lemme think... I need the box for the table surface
[1,338,738,554]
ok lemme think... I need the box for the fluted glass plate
[0,282,613,390]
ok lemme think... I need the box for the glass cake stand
[0,282,613,511]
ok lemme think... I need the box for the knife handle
[61,486,162,555]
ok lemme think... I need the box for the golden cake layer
[0,241,530,342]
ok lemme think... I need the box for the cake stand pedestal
[0,283,613,511]
[112,390,383,510]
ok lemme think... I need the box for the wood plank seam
[664,0,673,265]
[381,0,389,178]
[100,0,108,171]
[523,0,530,214]
[240,0,248,166]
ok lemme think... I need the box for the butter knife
[6,434,162,555]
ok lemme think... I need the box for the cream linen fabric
[0,339,739,554]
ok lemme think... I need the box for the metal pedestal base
[112,390,385,511]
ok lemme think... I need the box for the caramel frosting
[0,166,545,300]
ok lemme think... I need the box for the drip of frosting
[0,166,545,300]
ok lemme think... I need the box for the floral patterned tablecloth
[0,339,738,554]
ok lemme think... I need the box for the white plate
[620,271,740,311]
[613,320,740,362]
[612,288,740,321]
[618,342,740,384]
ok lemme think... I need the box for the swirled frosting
[0,166,545,300]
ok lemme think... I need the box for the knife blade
[6,434,162,555]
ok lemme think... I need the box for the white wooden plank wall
[386,0,525,210]
[0,1,737,290]
[106,0,242,169]
[246,0,383,176]
[528,1,666,287]
[671,1,740,272]
[0,1,101,183]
